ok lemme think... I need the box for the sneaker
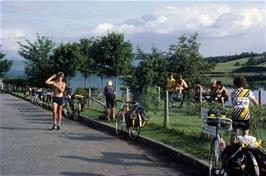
[57,125,61,130]
[51,124,56,130]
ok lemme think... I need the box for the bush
[139,86,160,112]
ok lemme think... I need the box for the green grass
[213,56,266,73]
[81,105,210,160]
[213,58,249,73]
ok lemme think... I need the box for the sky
[1,0,266,60]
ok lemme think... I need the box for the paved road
[0,93,201,176]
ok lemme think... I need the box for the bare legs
[52,102,58,126]
[52,102,63,129]
[57,105,63,127]
[107,107,115,120]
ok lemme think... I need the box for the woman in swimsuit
[45,72,66,130]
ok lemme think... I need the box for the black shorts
[106,94,115,108]
[233,119,250,131]
[53,97,64,105]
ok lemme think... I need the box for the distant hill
[5,60,26,78]
[205,52,265,64]
[213,56,266,73]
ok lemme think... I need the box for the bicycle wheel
[63,102,71,119]
[246,151,260,176]
[128,111,141,141]
[115,110,125,135]
[74,102,82,121]
[209,139,220,176]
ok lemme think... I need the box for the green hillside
[213,56,266,73]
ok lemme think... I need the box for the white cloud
[1,29,31,53]
[2,29,28,39]
[91,3,265,38]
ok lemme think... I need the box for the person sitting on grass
[231,76,259,136]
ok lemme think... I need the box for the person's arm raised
[45,74,56,85]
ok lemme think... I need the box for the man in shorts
[231,76,259,136]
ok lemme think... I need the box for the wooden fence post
[258,90,262,105]
[158,86,161,108]
[164,90,169,128]
[88,88,92,107]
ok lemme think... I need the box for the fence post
[158,86,161,107]
[126,87,129,102]
[88,88,92,107]
[164,90,169,128]
[258,90,262,105]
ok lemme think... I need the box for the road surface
[0,92,201,176]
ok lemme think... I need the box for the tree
[90,32,134,92]
[125,47,167,101]
[78,38,98,88]
[0,51,12,77]
[167,33,213,86]
[49,42,82,86]
[18,34,55,87]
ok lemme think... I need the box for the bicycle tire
[128,111,141,141]
[246,151,260,176]
[209,139,220,176]
[115,110,125,135]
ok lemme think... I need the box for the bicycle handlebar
[203,116,233,131]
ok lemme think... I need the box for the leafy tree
[49,42,82,86]
[167,33,213,87]
[18,34,55,87]
[125,47,167,102]
[0,51,12,77]
[90,32,134,91]
[78,38,98,88]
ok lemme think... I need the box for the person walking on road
[45,72,66,130]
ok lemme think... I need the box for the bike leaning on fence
[116,101,148,140]
[203,107,265,176]
[203,108,232,176]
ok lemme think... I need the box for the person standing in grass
[104,80,116,120]
[45,72,66,130]
[231,76,259,136]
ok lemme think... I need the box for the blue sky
[1,0,265,59]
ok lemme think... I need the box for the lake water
[5,60,266,104]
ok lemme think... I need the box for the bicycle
[116,100,147,140]
[204,107,262,176]
[220,121,261,176]
[203,108,232,176]
[70,94,85,121]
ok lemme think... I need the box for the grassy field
[213,56,266,73]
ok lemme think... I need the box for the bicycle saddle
[232,121,247,129]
